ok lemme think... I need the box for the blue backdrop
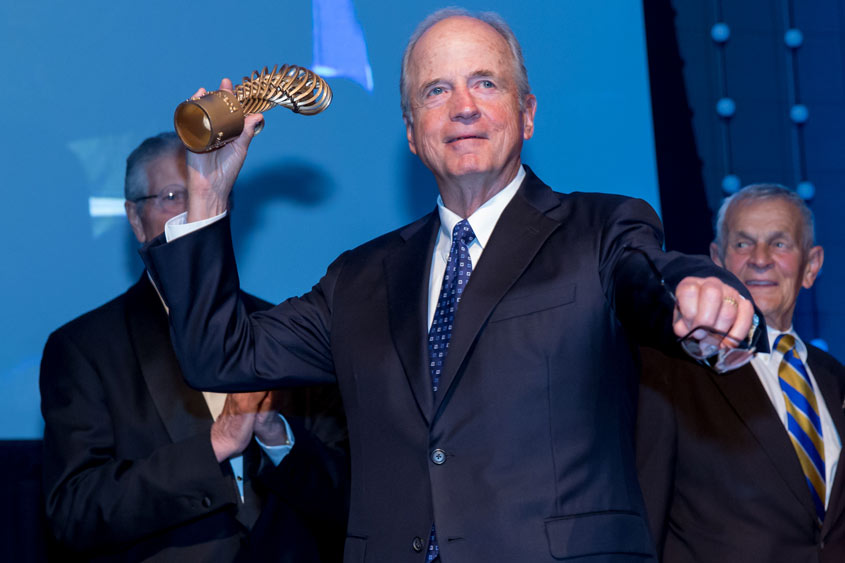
[1,0,659,438]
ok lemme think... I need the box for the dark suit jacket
[636,344,845,563]
[144,168,759,562]
[40,276,349,562]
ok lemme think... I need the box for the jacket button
[431,449,446,465]
[201,496,212,508]
[412,536,424,552]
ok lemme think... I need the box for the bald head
[399,8,531,124]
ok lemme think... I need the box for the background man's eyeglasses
[132,186,187,212]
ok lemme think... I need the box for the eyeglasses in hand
[626,246,757,373]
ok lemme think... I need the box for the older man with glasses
[40,132,349,561]
[637,184,845,563]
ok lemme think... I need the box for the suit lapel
[708,362,819,521]
[809,350,845,534]
[127,276,213,443]
[433,171,563,418]
[384,213,440,424]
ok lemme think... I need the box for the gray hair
[124,132,185,202]
[713,183,816,259]
[399,7,531,124]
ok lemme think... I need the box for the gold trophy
[174,64,333,152]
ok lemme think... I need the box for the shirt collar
[762,323,806,365]
[435,165,526,251]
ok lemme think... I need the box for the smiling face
[710,197,823,331]
[404,16,536,194]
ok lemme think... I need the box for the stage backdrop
[0,0,659,438]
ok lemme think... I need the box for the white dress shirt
[750,325,841,506]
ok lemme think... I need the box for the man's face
[710,198,823,331]
[404,16,536,190]
[125,152,188,243]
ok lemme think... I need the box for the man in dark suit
[40,133,348,562]
[637,184,845,562]
[143,9,762,562]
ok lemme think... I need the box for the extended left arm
[599,197,766,354]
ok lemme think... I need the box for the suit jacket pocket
[545,510,653,559]
[343,535,366,562]
[489,282,576,323]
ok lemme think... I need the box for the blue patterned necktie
[428,219,476,393]
[774,333,826,522]
[426,219,476,562]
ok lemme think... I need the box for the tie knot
[452,220,476,247]
[775,333,796,355]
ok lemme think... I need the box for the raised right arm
[143,78,339,392]
[142,214,342,392]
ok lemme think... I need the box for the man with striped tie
[637,184,845,562]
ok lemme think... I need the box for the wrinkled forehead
[725,197,807,241]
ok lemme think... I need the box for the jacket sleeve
[597,196,767,353]
[142,215,341,393]
[246,384,350,562]
[40,329,239,552]
[262,384,349,525]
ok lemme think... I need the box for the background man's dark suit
[637,345,845,562]
[40,275,349,562]
[144,169,758,562]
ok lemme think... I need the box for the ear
[802,245,824,289]
[709,242,724,267]
[522,94,537,140]
[125,200,147,244]
[405,117,418,155]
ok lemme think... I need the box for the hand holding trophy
[174,64,332,152]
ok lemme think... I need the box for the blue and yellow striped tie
[775,333,826,521]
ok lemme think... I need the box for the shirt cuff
[164,210,228,242]
[255,415,295,467]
